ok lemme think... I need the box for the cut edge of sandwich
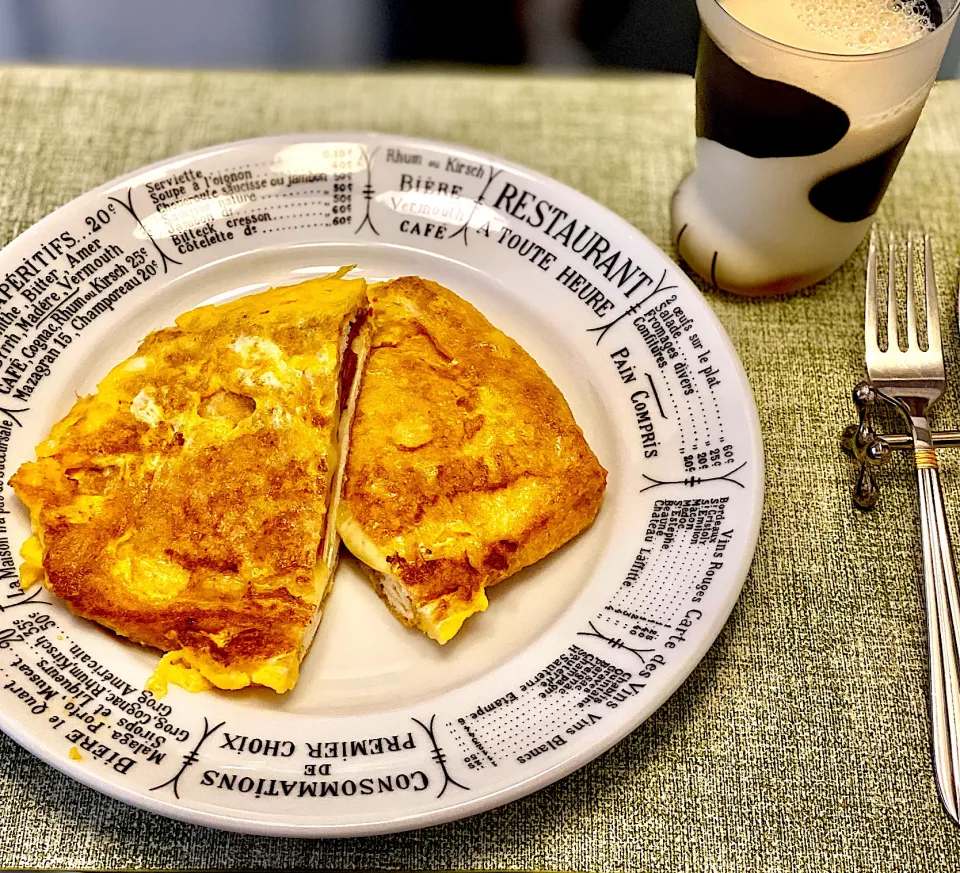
[337,508,489,645]
[301,306,373,653]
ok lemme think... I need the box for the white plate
[0,133,762,836]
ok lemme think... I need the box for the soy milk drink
[672,0,957,295]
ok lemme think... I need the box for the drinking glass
[671,0,960,296]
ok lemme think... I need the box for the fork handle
[916,446,960,824]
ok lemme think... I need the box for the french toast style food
[337,276,607,644]
[11,269,371,695]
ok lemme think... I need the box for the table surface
[2,64,960,873]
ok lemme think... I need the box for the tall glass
[671,0,959,296]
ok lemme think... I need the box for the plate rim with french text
[0,132,763,837]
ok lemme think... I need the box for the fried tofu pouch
[337,276,607,643]
[11,269,371,694]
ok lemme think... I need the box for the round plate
[0,133,762,836]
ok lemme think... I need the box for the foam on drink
[719,0,935,54]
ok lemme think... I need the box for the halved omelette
[11,269,371,694]
[338,276,607,644]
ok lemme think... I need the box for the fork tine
[926,233,942,355]
[906,235,918,349]
[866,225,879,355]
[888,232,899,352]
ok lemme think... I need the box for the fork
[865,227,960,824]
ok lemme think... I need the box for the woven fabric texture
[1,65,960,872]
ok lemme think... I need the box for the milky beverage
[671,0,957,295]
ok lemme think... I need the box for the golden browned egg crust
[338,276,607,643]
[12,271,369,694]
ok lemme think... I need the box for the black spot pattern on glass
[808,135,913,223]
[696,31,850,158]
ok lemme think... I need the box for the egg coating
[12,270,370,694]
[338,276,607,643]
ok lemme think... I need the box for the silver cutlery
[851,430,960,450]
[864,227,960,824]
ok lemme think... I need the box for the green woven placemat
[1,65,960,872]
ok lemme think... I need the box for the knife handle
[916,451,960,825]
